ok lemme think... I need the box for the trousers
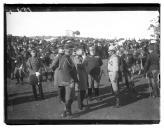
[58,84,75,113]
[148,70,160,97]
[29,74,44,99]
[108,71,119,93]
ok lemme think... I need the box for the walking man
[52,44,78,117]
[27,49,44,100]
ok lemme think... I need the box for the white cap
[108,45,116,51]
[66,40,71,43]
[58,48,64,54]
[150,40,157,44]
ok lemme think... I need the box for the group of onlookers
[6,35,160,118]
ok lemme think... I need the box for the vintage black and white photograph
[4,4,160,124]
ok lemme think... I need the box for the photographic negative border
[4,3,160,125]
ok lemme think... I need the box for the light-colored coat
[108,54,120,92]
[108,54,119,72]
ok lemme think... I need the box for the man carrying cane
[27,49,44,100]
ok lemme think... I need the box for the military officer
[51,44,78,118]
[144,44,160,98]
[84,46,103,102]
[26,49,44,100]
[107,45,120,107]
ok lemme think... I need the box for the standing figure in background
[26,49,44,100]
[124,50,137,94]
[144,44,160,98]
[14,54,25,85]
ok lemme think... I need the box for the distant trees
[73,30,80,36]
[148,15,160,40]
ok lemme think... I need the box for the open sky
[6,11,159,39]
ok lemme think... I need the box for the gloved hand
[19,64,23,69]
[82,53,86,60]
[35,72,40,77]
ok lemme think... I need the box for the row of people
[25,40,159,118]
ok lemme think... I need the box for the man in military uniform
[84,46,103,102]
[122,50,134,87]
[144,44,160,98]
[50,44,78,118]
[13,53,24,85]
[107,45,120,107]
[26,49,44,100]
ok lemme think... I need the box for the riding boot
[87,88,92,100]
[124,75,130,90]
[32,85,38,100]
[114,92,120,108]
[94,88,99,97]
[16,78,20,85]
[77,91,83,110]
[79,90,86,110]
[152,85,158,98]
[38,84,44,99]
[94,88,102,101]
[15,72,20,84]
[65,100,72,117]
[115,97,120,108]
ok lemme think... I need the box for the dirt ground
[5,60,160,123]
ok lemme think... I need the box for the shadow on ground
[72,83,151,118]
[7,91,58,106]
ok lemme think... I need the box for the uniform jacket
[50,54,78,86]
[26,56,42,75]
[144,51,160,73]
[119,55,129,73]
[108,54,119,72]
[84,55,103,74]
